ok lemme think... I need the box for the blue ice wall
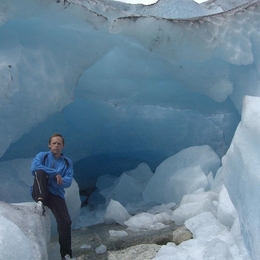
[1,0,259,201]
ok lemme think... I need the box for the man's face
[48,136,64,158]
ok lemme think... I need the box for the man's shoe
[35,201,46,216]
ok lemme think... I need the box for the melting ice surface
[1,0,260,259]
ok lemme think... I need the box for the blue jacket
[31,151,74,199]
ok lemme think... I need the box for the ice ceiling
[0,0,260,190]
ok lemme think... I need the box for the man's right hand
[55,174,63,185]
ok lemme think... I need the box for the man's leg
[47,192,73,258]
[31,170,49,204]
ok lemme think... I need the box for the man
[31,133,74,260]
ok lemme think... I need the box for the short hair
[48,133,65,145]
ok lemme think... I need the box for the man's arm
[53,158,74,188]
[31,152,57,177]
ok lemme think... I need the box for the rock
[172,226,193,245]
[49,222,193,259]
[108,244,161,260]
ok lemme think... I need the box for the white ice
[0,96,255,259]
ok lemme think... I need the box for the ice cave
[1,0,260,259]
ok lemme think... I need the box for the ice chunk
[95,244,107,255]
[0,201,50,259]
[172,198,217,225]
[80,244,92,249]
[0,216,32,259]
[203,238,232,260]
[109,230,128,237]
[217,185,237,228]
[184,212,225,239]
[103,199,131,226]
[144,145,220,204]
[124,162,153,183]
[222,96,260,260]
[101,173,144,206]
[100,163,153,206]
[65,179,82,229]
[180,190,218,205]
[124,211,171,231]
[147,202,176,214]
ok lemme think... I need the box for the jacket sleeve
[51,157,74,189]
[62,164,74,189]
[49,157,74,188]
[31,152,57,177]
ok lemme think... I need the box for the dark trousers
[32,170,72,258]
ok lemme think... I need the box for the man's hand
[56,174,63,185]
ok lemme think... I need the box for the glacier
[1,0,260,259]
